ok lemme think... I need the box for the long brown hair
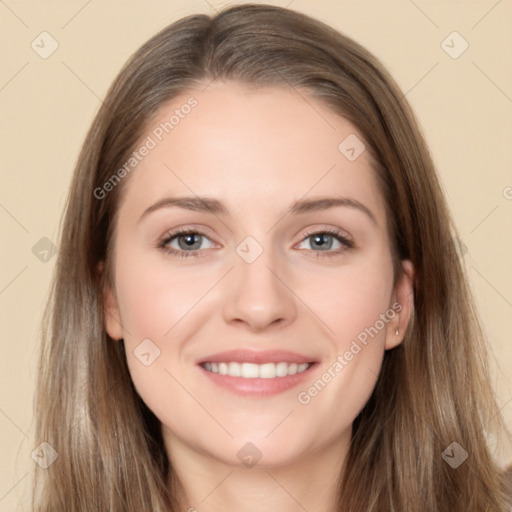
[32,3,511,510]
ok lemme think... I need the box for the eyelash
[157,226,354,259]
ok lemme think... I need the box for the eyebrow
[138,195,377,225]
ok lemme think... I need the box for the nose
[223,245,297,332]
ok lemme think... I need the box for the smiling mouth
[197,349,319,396]
[200,361,312,379]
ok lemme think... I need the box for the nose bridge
[223,234,296,330]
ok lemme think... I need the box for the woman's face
[104,80,413,469]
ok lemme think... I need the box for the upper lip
[197,349,317,365]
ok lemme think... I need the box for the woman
[32,3,512,510]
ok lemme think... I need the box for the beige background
[1,0,511,509]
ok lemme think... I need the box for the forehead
[117,81,386,224]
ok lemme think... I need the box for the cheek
[295,264,394,437]
[114,251,214,342]
[312,255,395,349]
[112,250,212,395]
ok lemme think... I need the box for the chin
[208,435,314,470]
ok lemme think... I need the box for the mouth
[197,349,319,397]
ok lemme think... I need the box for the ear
[97,261,124,341]
[384,259,414,350]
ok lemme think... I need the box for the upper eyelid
[300,225,352,240]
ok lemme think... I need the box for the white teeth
[228,361,241,377]
[202,361,311,378]
[275,362,288,377]
[241,363,259,378]
[297,363,308,373]
[259,363,276,379]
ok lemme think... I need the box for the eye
[158,228,216,258]
[157,226,353,259]
[295,228,353,258]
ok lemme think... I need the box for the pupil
[312,234,332,250]
[180,233,200,250]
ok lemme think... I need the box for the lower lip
[198,363,318,397]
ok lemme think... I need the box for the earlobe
[385,259,414,350]
[104,287,124,341]
[97,261,124,341]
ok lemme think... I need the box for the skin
[104,80,414,512]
